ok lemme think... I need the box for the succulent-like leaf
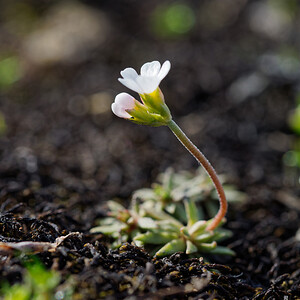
[99,217,120,225]
[208,246,235,256]
[107,200,125,212]
[186,240,198,254]
[196,241,217,252]
[212,228,233,241]
[134,231,178,244]
[155,220,182,233]
[193,232,216,244]
[184,199,199,227]
[155,238,186,257]
[142,203,183,227]
[188,220,207,236]
[90,223,122,234]
[137,217,158,229]
[180,226,190,239]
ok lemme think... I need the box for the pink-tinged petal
[118,78,143,94]
[112,93,136,119]
[157,60,171,80]
[140,61,161,77]
[120,67,138,80]
[111,103,131,118]
[115,92,136,108]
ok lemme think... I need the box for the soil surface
[0,0,300,299]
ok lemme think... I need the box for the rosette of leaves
[132,168,246,223]
[91,198,234,257]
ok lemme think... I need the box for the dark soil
[0,0,300,299]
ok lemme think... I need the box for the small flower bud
[111,93,135,119]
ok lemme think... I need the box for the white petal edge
[120,67,138,80]
[157,61,171,81]
[140,61,161,77]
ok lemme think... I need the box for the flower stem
[167,120,227,231]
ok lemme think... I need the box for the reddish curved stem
[167,120,227,231]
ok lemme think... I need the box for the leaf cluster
[91,168,244,257]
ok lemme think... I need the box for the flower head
[119,60,171,95]
[112,60,172,126]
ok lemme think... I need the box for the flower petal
[111,93,136,119]
[141,61,161,77]
[118,78,143,94]
[115,92,136,108]
[118,60,171,95]
[158,60,171,80]
[120,67,138,80]
[136,76,160,94]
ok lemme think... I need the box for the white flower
[118,60,171,94]
[111,92,136,119]
[112,60,172,125]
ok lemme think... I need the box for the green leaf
[132,188,157,202]
[193,232,215,244]
[90,222,123,234]
[155,220,181,233]
[205,217,226,230]
[137,217,158,229]
[134,231,178,244]
[143,204,183,227]
[188,220,207,236]
[184,199,199,227]
[99,217,119,225]
[107,200,125,212]
[186,240,198,254]
[208,246,235,256]
[196,241,217,252]
[112,240,123,249]
[162,168,174,192]
[213,228,233,241]
[155,238,186,257]
[180,226,190,239]
[134,240,143,247]
[165,203,176,214]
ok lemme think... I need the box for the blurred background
[0,0,300,206]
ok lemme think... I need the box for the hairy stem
[167,120,227,231]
